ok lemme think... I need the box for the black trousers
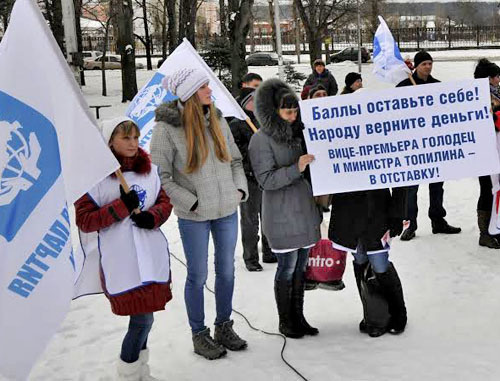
[477,175,493,212]
[240,179,271,263]
[406,182,446,228]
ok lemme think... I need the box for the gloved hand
[130,211,155,229]
[389,218,404,238]
[119,185,140,213]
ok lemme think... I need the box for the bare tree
[267,0,276,51]
[219,0,227,38]
[294,0,354,64]
[362,0,386,37]
[82,0,115,96]
[38,0,65,53]
[133,0,153,70]
[0,0,15,32]
[178,0,198,46]
[111,0,138,102]
[166,0,178,53]
[228,0,254,94]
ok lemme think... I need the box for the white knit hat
[101,116,135,144]
[161,68,210,102]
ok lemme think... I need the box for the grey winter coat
[150,101,248,221]
[248,79,321,250]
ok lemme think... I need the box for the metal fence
[84,25,500,56]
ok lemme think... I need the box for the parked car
[330,47,371,63]
[82,50,102,60]
[246,52,294,66]
[84,54,145,70]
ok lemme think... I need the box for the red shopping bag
[305,239,347,283]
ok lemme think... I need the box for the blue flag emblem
[0,91,62,242]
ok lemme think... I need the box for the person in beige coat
[150,68,248,361]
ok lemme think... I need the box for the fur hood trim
[154,100,222,128]
[254,78,300,146]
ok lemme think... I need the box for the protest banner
[126,38,247,151]
[300,79,500,196]
[0,0,119,379]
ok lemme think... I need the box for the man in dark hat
[229,87,277,271]
[303,59,338,96]
[396,50,461,241]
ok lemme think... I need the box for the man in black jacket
[396,50,461,241]
[229,88,276,271]
[303,59,338,96]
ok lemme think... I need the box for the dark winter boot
[292,274,319,336]
[274,280,304,338]
[477,210,500,249]
[192,328,227,360]
[374,262,407,335]
[400,220,417,241]
[214,320,247,351]
[353,262,386,337]
[431,218,461,235]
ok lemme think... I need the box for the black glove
[130,211,155,229]
[120,185,140,213]
[389,218,404,238]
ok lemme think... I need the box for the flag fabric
[126,38,247,151]
[0,0,120,379]
[372,16,412,84]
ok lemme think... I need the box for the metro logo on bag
[305,239,347,283]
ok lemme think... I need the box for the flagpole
[245,117,258,133]
[115,169,140,214]
[408,73,417,86]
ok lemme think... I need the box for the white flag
[126,38,247,151]
[372,16,411,84]
[0,0,119,379]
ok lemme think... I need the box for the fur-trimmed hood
[154,100,222,128]
[254,78,301,146]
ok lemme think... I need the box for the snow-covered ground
[22,52,500,381]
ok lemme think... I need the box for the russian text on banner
[126,38,247,151]
[0,0,119,379]
[299,79,500,196]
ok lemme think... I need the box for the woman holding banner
[150,68,249,360]
[248,78,321,338]
[328,76,408,337]
[474,58,500,249]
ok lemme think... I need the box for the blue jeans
[178,212,238,333]
[275,248,310,282]
[120,313,154,363]
[352,241,389,273]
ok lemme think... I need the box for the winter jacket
[328,88,407,252]
[75,148,173,315]
[248,78,321,250]
[304,68,338,96]
[150,101,248,221]
[229,111,259,181]
[396,71,440,87]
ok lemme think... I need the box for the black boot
[374,262,407,334]
[431,218,461,234]
[477,210,500,249]
[274,280,304,338]
[292,273,319,336]
[400,220,417,241]
[353,262,387,337]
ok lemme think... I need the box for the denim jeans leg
[178,218,210,333]
[367,252,389,273]
[294,248,310,278]
[120,313,154,363]
[352,241,369,265]
[211,212,238,325]
[275,250,299,282]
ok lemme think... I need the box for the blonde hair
[109,120,140,145]
[182,95,230,173]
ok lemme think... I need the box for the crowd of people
[74,50,500,380]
